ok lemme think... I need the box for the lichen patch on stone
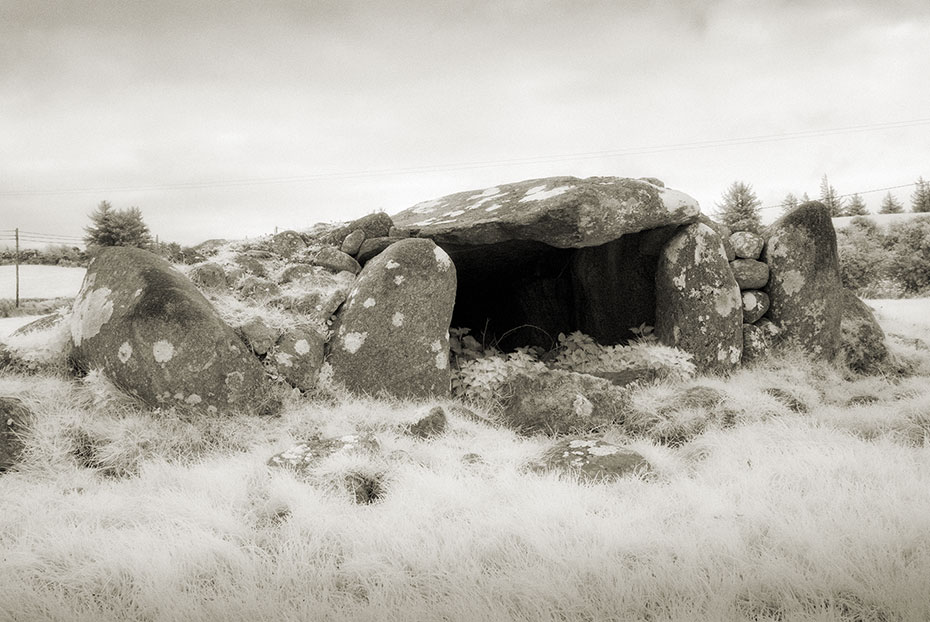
[294,339,311,355]
[519,184,572,203]
[587,444,620,457]
[152,340,175,363]
[71,287,114,347]
[781,269,806,295]
[275,352,294,367]
[343,332,367,354]
[658,186,700,217]
[392,312,405,327]
[714,286,740,316]
[411,199,442,214]
[117,342,133,363]
[434,246,452,271]
[394,275,405,286]
[431,339,448,369]
[385,260,400,270]
[363,297,376,308]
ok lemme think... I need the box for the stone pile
[7,178,886,423]
[726,230,778,361]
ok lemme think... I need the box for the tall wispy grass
[1,303,930,620]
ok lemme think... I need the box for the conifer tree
[716,181,762,233]
[844,193,869,216]
[879,192,905,214]
[84,201,153,248]
[781,192,799,215]
[911,177,930,213]
[819,174,844,217]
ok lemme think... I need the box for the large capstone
[655,223,743,371]
[327,238,457,398]
[391,176,699,349]
[763,202,843,359]
[69,246,271,413]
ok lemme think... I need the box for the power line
[1,117,928,197]
[17,229,83,240]
[758,181,920,211]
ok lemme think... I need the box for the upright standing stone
[69,247,270,413]
[763,202,843,358]
[655,223,742,371]
[327,238,457,398]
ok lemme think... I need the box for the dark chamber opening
[442,226,680,352]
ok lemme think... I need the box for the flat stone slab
[392,176,700,248]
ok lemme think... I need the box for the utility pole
[14,228,20,308]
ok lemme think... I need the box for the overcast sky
[2,0,929,247]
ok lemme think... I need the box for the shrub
[836,215,930,297]
[449,327,695,404]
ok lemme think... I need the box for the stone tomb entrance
[441,225,682,351]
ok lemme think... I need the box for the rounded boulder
[69,246,271,413]
[327,238,457,399]
[762,202,843,358]
[655,223,743,371]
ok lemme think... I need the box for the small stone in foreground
[1,397,30,472]
[408,406,448,439]
[266,433,380,473]
[531,437,651,482]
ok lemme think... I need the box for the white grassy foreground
[2,305,930,620]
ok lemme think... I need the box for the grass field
[1,300,929,621]
[0,265,86,300]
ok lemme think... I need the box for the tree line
[717,175,930,232]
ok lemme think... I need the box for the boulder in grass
[266,433,380,473]
[838,288,896,375]
[188,262,228,290]
[530,437,651,482]
[340,229,366,256]
[730,259,770,289]
[407,406,448,439]
[655,223,743,371]
[238,276,282,301]
[328,238,457,399]
[69,246,272,414]
[270,230,307,258]
[233,253,267,278]
[498,369,630,436]
[238,318,280,356]
[730,231,765,260]
[268,328,326,391]
[278,264,316,284]
[763,202,843,359]
[312,247,361,275]
[1,397,31,472]
[322,212,395,247]
[10,310,69,337]
[741,290,770,324]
